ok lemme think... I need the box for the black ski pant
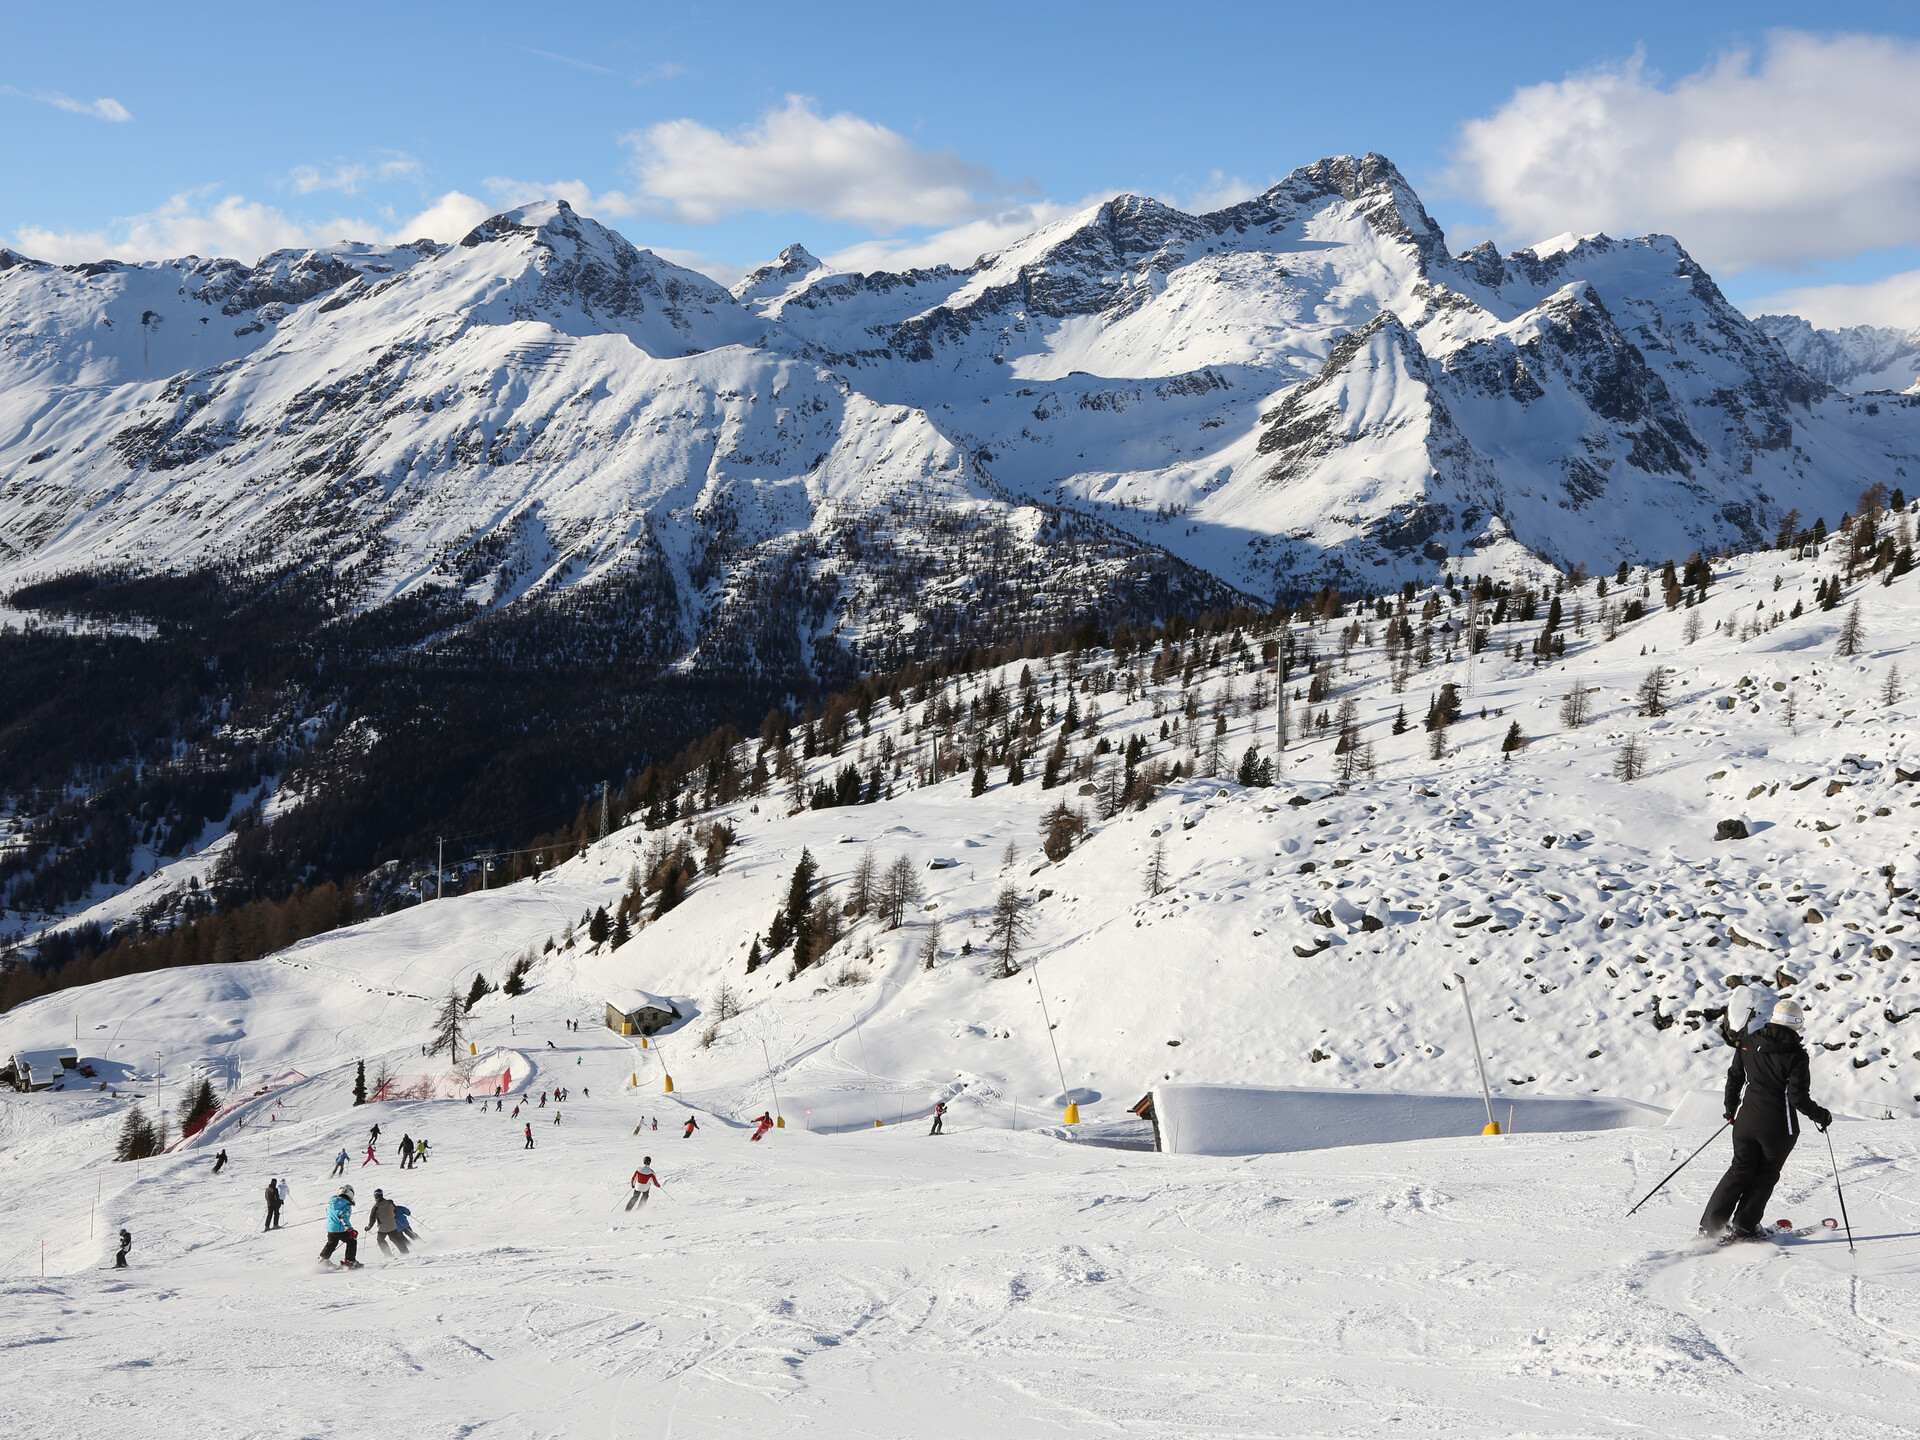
[929,1115,943,1135]
[319,1230,358,1265]
[265,1202,281,1231]
[1700,1124,1799,1234]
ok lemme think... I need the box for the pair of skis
[1715,1218,1839,1247]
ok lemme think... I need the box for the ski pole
[1626,1122,1728,1216]
[1824,1127,1856,1254]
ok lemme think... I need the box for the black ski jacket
[1724,1024,1831,1136]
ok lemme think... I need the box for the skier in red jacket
[750,1112,774,1141]
[626,1157,662,1210]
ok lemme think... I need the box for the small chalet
[3,1047,81,1092]
[604,989,680,1037]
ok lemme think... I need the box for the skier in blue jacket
[318,1184,363,1268]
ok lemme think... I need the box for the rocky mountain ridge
[3,154,1918,679]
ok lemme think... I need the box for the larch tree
[988,884,1033,978]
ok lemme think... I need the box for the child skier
[1699,998,1834,1240]
[319,1185,362,1268]
[626,1157,662,1210]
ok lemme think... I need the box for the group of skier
[316,1183,418,1268]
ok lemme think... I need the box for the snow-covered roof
[604,989,677,1016]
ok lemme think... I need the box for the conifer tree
[353,1059,367,1106]
[428,985,464,1059]
[745,936,762,972]
[610,913,632,949]
[972,757,988,796]
[589,906,611,944]
[1835,600,1866,658]
[1501,720,1524,754]
[464,972,493,1012]
[115,1103,158,1162]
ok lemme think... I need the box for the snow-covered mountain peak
[1755,313,1920,394]
[732,243,833,313]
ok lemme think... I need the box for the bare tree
[879,855,923,929]
[1428,723,1446,761]
[1881,664,1903,707]
[1001,838,1019,870]
[712,982,743,1022]
[918,918,943,970]
[988,884,1033,978]
[1613,736,1647,782]
[1835,600,1866,658]
[1682,608,1703,646]
[1144,839,1169,898]
[1782,687,1800,735]
[849,844,878,917]
[1559,686,1591,729]
[1636,667,1669,716]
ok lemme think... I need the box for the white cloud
[286,153,422,195]
[1452,30,1920,272]
[12,187,497,264]
[481,176,644,218]
[1746,269,1920,331]
[825,200,1098,274]
[519,46,619,79]
[2,86,132,122]
[1163,171,1263,214]
[389,191,495,243]
[623,95,1032,231]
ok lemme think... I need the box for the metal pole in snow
[760,1035,784,1127]
[1032,960,1074,1111]
[1451,973,1499,1133]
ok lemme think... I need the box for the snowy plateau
[5,152,1920,1438]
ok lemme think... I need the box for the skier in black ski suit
[264,1177,283,1230]
[1699,999,1832,1239]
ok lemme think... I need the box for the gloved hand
[1812,1106,1833,1130]
[1724,1115,1736,1125]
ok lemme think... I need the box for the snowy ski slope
[6,528,1920,1434]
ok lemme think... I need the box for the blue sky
[6,2,1920,324]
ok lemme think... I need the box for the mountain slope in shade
[4,163,1920,681]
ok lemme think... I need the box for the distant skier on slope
[626,1157,662,1210]
[928,1101,946,1136]
[1699,998,1833,1241]
[264,1178,282,1230]
[750,1112,774,1141]
[368,1123,380,1146]
[682,1117,698,1139]
[212,1148,229,1174]
[115,1229,132,1268]
[362,1143,380,1167]
[524,1123,535,1149]
[319,1185,362,1268]
[331,1148,349,1177]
